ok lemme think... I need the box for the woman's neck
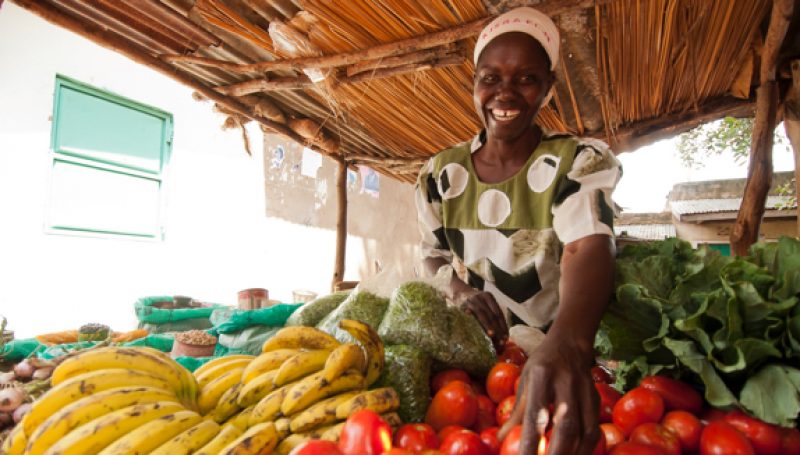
[473,126,543,183]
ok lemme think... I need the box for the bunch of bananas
[194,320,401,455]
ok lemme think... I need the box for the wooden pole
[784,60,800,237]
[730,0,794,255]
[332,158,348,291]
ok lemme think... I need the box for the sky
[613,126,796,213]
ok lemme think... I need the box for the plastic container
[292,290,318,303]
[238,288,269,310]
[170,331,217,358]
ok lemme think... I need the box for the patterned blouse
[415,131,622,328]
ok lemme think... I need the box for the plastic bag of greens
[376,345,432,423]
[316,291,389,343]
[378,281,449,353]
[286,292,350,327]
[441,307,496,377]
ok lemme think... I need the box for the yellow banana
[274,417,291,439]
[382,412,403,429]
[289,391,362,433]
[339,319,384,386]
[196,358,252,390]
[194,355,254,378]
[249,380,300,425]
[318,421,347,441]
[97,409,202,454]
[236,370,278,407]
[209,382,244,424]
[261,326,340,353]
[335,387,400,419]
[227,405,255,431]
[275,434,311,455]
[273,349,332,386]
[23,368,176,437]
[2,422,27,455]
[219,421,278,455]
[281,370,366,417]
[137,346,200,407]
[242,349,299,384]
[198,367,245,415]
[194,423,244,455]
[322,343,366,382]
[26,386,178,455]
[42,401,185,455]
[150,419,221,455]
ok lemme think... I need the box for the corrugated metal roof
[670,196,796,216]
[615,224,676,240]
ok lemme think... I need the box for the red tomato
[609,442,667,455]
[596,382,622,423]
[592,365,614,384]
[781,428,800,455]
[426,381,479,431]
[639,376,703,415]
[700,408,726,424]
[475,395,497,432]
[612,387,665,436]
[440,429,491,455]
[629,423,681,455]
[486,363,521,404]
[479,427,501,455]
[723,410,781,455]
[337,410,393,455]
[439,425,469,443]
[495,395,515,427]
[700,421,755,455]
[420,451,446,455]
[498,345,527,367]
[499,425,521,455]
[513,377,520,395]
[471,379,487,397]
[432,370,473,394]
[600,423,625,450]
[394,423,439,452]
[384,450,412,455]
[661,410,702,452]
[289,440,344,455]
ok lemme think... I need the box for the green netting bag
[317,291,389,343]
[37,341,100,359]
[1,339,45,362]
[122,333,175,352]
[217,326,282,355]
[210,304,302,334]
[286,292,350,327]
[135,296,226,333]
[376,345,432,423]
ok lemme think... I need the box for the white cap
[473,7,560,70]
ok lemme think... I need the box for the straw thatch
[12,0,800,183]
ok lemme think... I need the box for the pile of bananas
[195,320,401,455]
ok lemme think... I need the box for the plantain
[289,391,362,433]
[236,369,278,407]
[274,417,291,439]
[196,358,252,390]
[242,349,299,384]
[193,355,254,378]
[281,370,366,417]
[209,382,244,424]
[194,423,244,455]
[149,419,221,455]
[218,421,278,455]
[322,343,366,382]
[198,367,245,415]
[226,405,255,432]
[382,412,403,429]
[261,326,340,353]
[249,381,297,425]
[96,409,202,454]
[334,387,400,419]
[274,434,311,455]
[273,349,332,386]
[339,319,384,386]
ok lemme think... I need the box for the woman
[415,7,621,455]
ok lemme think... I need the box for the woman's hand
[500,334,600,454]
[454,287,508,349]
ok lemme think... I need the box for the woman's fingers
[576,373,601,454]
[462,293,507,344]
[518,363,551,455]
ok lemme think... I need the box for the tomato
[592,365,614,384]
[495,395,515,427]
[600,423,625,450]
[426,381,479,431]
[781,428,800,455]
[700,408,726,424]
[337,410,393,455]
[609,442,668,455]
[612,387,665,436]
[499,425,521,455]
[475,395,497,432]
[471,378,488,396]
[394,423,439,452]
[513,377,520,395]
[421,451,446,455]
[639,376,703,415]
[629,423,681,455]
[289,440,344,455]
[723,410,781,455]
[432,370,472,394]
[384,450,413,455]
[440,429,491,455]
[661,410,702,452]
[479,427,501,455]
[440,425,469,443]
[700,421,755,455]
[596,382,622,423]
[498,344,527,367]
[486,363,521,404]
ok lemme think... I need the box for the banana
[281,370,366,417]
[219,421,278,455]
[97,409,202,454]
[261,326,340,353]
[42,401,185,455]
[289,391,362,433]
[2,422,27,455]
[318,421,347,441]
[275,434,311,455]
[274,417,291,439]
[249,382,296,425]
[196,358,252,390]
[23,368,176,437]
[242,349,299,384]
[194,423,244,455]
[227,405,255,431]
[236,370,278,407]
[150,419,221,455]
[209,382,244,424]
[339,319,384,386]
[137,346,200,407]
[322,343,366,382]
[335,387,400,419]
[273,349,332,386]
[382,412,403,429]
[194,355,254,378]
[198,367,245,415]
[26,386,178,455]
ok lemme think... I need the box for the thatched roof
[13,0,800,183]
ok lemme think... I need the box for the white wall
[0,3,418,338]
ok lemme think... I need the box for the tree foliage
[676,117,788,169]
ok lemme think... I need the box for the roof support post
[785,60,800,237]
[730,0,793,256]
[332,157,348,292]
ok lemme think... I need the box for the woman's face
[473,32,555,142]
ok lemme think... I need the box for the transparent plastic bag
[376,345,431,423]
[286,292,350,327]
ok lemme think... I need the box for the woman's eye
[520,75,539,84]
[480,74,498,84]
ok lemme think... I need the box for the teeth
[492,109,520,120]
